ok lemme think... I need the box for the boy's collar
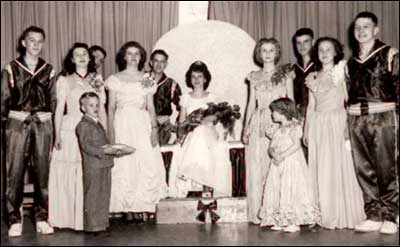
[295,61,314,72]
[355,39,387,63]
[153,72,167,84]
[84,114,99,123]
[15,56,46,75]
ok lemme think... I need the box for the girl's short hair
[269,97,300,121]
[312,37,344,71]
[116,41,147,71]
[185,61,212,90]
[17,26,46,56]
[62,42,96,75]
[254,38,281,67]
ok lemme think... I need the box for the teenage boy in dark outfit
[346,11,399,234]
[1,26,56,237]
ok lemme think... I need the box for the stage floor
[1,217,398,246]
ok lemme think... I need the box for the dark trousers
[158,119,175,146]
[348,110,398,222]
[5,116,53,225]
[83,167,111,232]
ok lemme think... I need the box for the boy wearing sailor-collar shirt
[1,26,56,237]
[346,11,399,235]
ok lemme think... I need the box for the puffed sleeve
[331,60,347,87]
[290,124,303,140]
[246,71,256,87]
[104,75,119,92]
[180,94,188,109]
[56,75,69,104]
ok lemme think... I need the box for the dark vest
[292,62,316,115]
[7,57,55,113]
[347,40,396,105]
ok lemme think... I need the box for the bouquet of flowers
[178,102,241,143]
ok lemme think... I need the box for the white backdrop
[153,20,259,140]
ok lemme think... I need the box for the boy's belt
[157,115,170,125]
[8,110,52,122]
[347,102,395,115]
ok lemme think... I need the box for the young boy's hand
[102,145,115,155]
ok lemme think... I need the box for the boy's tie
[96,118,105,130]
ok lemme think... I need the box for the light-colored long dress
[259,123,320,227]
[168,93,232,198]
[306,61,366,229]
[245,71,289,224]
[49,73,106,230]
[106,75,167,213]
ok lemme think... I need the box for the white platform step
[157,197,247,224]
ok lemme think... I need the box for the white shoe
[8,223,22,237]
[308,223,319,230]
[380,221,398,235]
[283,225,300,232]
[36,221,54,235]
[271,226,284,231]
[355,220,383,232]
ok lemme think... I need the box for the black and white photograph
[0,1,399,246]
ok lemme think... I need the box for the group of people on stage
[1,11,398,237]
[243,11,398,233]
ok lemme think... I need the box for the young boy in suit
[76,92,114,234]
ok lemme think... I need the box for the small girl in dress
[259,98,320,232]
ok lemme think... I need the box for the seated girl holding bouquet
[167,61,241,198]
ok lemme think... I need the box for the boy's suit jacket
[76,115,114,169]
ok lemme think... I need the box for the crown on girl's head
[194,60,204,65]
